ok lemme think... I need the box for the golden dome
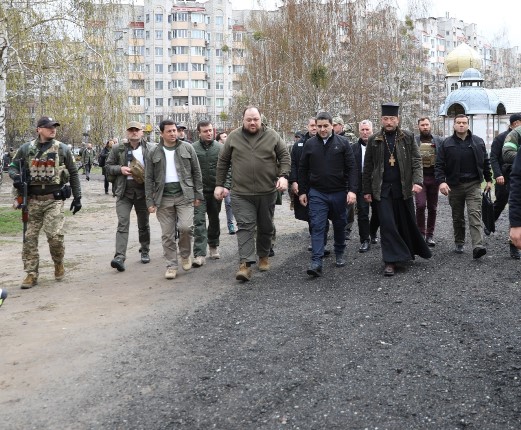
[445,43,483,77]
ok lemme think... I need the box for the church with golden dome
[439,43,521,145]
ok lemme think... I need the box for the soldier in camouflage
[8,116,82,289]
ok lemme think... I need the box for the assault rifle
[18,159,29,243]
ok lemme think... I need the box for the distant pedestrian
[363,103,431,276]
[214,106,290,282]
[298,112,358,277]
[81,143,95,181]
[435,114,492,259]
[98,139,114,195]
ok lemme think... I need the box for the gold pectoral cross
[389,154,396,166]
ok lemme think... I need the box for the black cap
[509,113,521,124]
[177,123,187,130]
[37,116,60,128]
[381,103,400,117]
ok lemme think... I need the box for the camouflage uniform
[502,125,521,170]
[9,137,81,285]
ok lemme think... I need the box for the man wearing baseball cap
[105,121,155,272]
[8,116,82,288]
[177,123,191,143]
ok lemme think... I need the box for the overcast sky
[230,0,520,48]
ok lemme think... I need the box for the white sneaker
[181,257,192,271]
[209,246,220,259]
[165,267,177,279]
[192,256,206,267]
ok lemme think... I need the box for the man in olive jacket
[191,120,231,267]
[105,121,154,272]
[145,119,203,280]
[214,106,291,282]
[363,103,431,277]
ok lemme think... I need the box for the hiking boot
[335,254,346,267]
[21,273,38,289]
[228,223,236,235]
[236,263,252,281]
[111,257,125,272]
[55,262,65,281]
[307,263,322,277]
[258,256,270,271]
[181,257,192,271]
[192,256,206,267]
[209,246,220,259]
[473,246,487,259]
[0,289,8,307]
[165,267,177,279]
[140,252,150,264]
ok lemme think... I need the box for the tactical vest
[419,141,436,168]
[27,140,69,187]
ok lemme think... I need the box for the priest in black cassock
[362,103,431,276]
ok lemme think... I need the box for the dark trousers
[356,192,370,242]
[493,181,509,221]
[308,188,346,264]
[193,193,222,257]
[369,201,380,238]
[414,174,439,237]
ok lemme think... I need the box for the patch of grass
[0,207,23,235]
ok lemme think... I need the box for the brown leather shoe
[236,262,252,281]
[21,273,38,289]
[384,263,395,277]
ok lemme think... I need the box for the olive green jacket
[362,127,423,201]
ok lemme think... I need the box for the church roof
[439,86,505,116]
[489,88,521,114]
[445,43,482,76]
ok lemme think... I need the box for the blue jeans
[308,188,347,264]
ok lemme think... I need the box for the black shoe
[111,257,125,272]
[323,249,331,256]
[371,236,378,244]
[141,252,150,264]
[454,244,464,254]
[484,226,491,236]
[105,191,109,194]
[359,240,370,253]
[335,254,346,267]
[426,237,436,247]
[307,264,322,277]
[345,231,351,240]
[307,245,312,251]
[86,176,90,181]
[269,247,275,257]
[473,246,486,259]
[384,263,395,276]
[510,244,521,260]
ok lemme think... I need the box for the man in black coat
[299,112,357,277]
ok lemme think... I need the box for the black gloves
[70,197,82,215]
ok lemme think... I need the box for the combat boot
[258,256,270,271]
[21,273,38,289]
[235,263,252,281]
[55,262,65,281]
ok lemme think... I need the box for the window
[191,30,205,39]
[190,80,206,89]
[216,49,223,57]
[216,98,224,107]
[192,63,206,72]
[145,31,150,40]
[155,47,163,56]
[233,65,244,73]
[130,80,144,89]
[234,49,244,57]
[145,14,149,23]
[173,97,188,106]
[216,82,224,90]
[173,63,189,72]
[173,80,188,88]
[156,30,163,40]
[192,13,204,23]
[190,46,205,56]
[174,12,188,21]
[155,115,164,125]
[129,96,144,106]
[155,81,163,90]
[173,29,188,38]
[155,64,163,74]
[129,63,144,72]
[155,98,163,107]
[215,16,223,27]
[215,33,224,42]
[215,65,223,74]
[192,96,206,106]
[129,46,145,56]
[155,14,163,23]
[173,46,188,55]
[133,29,144,39]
